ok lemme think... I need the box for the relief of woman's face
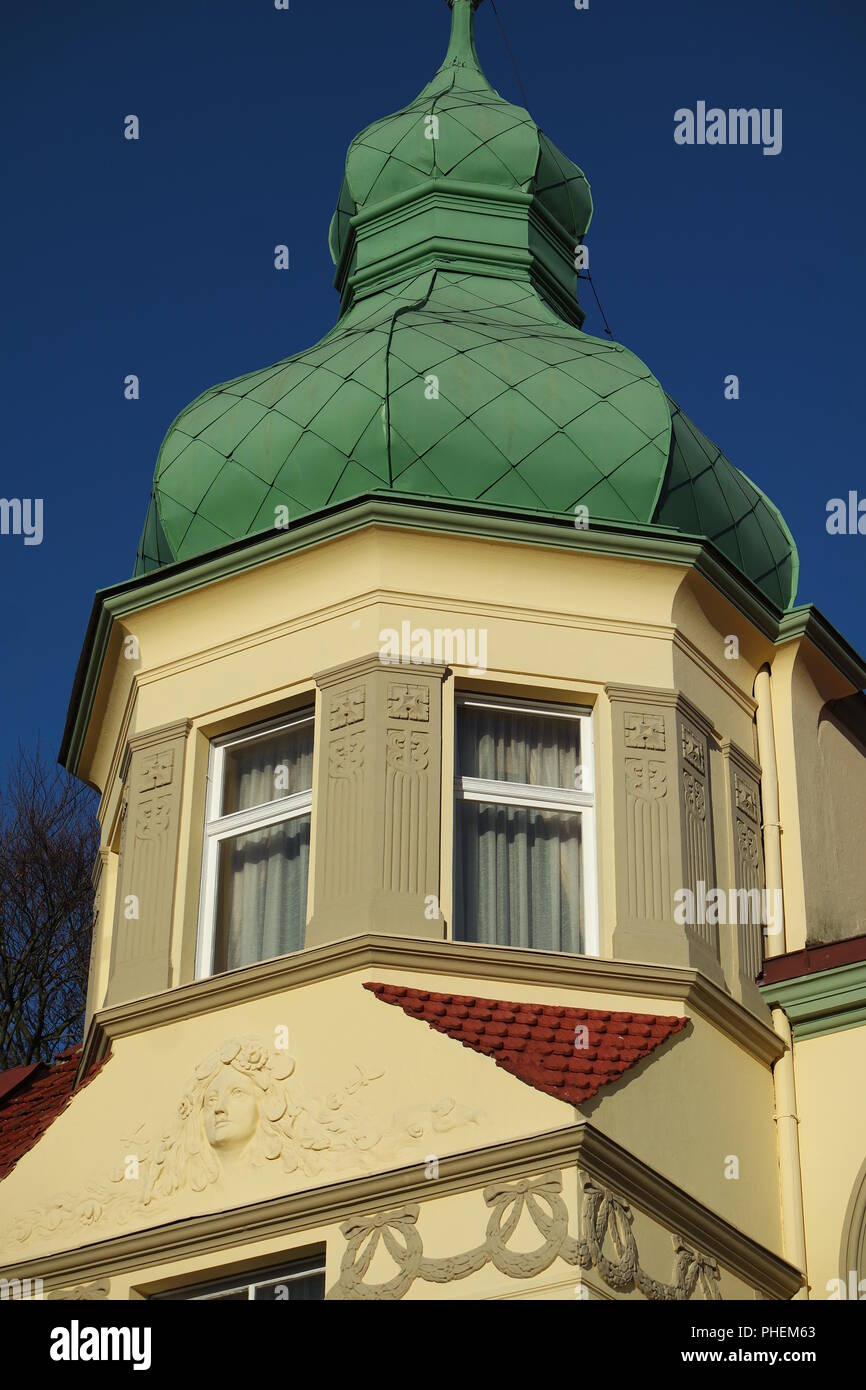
[203,1069,259,1153]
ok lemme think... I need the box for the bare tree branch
[0,744,98,1066]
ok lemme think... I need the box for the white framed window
[196,709,314,977]
[454,694,598,956]
[152,1255,325,1301]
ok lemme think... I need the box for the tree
[0,747,99,1067]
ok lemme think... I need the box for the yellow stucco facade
[3,515,865,1303]
[3,0,865,1312]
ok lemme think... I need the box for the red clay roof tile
[364,982,687,1106]
[0,1048,108,1182]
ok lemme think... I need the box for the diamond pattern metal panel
[136,268,675,573]
[134,0,798,613]
[655,399,798,610]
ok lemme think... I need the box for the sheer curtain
[455,707,584,953]
[213,721,313,972]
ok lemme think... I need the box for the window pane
[455,800,583,952]
[254,1272,326,1301]
[457,705,582,790]
[221,718,313,815]
[213,815,310,971]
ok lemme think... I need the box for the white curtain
[455,708,584,952]
[214,722,313,971]
[222,723,314,813]
[457,707,581,788]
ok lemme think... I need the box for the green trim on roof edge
[760,962,866,1041]
[61,493,866,778]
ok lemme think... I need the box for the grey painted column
[606,685,726,987]
[719,739,768,1015]
[306,654,448,946]
[104,719,190,1006]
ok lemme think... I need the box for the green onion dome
[136,0,797,611]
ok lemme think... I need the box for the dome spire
[442,0,484,73]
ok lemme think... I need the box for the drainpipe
[753,664,808,1295]
[770,1007,808,1296]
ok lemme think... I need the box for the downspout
[753,663,808,1296]
[770,1007,808,1296]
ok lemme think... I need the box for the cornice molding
[671,629,758,719]
[760,960,866,1040]
[604,683,721,745]
[60,494,866,777]
[720,737,763,784]
[6,1121,801,1301]
[314,652,449,690]
[76,933,783,1085]
[777,606,866,693]
[118,719,192,785]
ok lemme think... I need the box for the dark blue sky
[1,0,864,775]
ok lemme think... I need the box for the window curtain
[457,707,581,789]
[215,817,310,971]
[214,721,314,971]
[222,723,314,814]
[455,802,583,952]
[455,707,584,952]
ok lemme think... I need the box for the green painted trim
[777,605,866,691]
[60,492,866,776]
[335,177,586,326]
[760,961,866,1040]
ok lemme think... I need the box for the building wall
[79,526,777,1014]
[0,959,785,1299]
[9,523,866,1299]
[772,644,866,947]
[793,1022,866,1298]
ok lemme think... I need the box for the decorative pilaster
[606,686,725,986]
[678,708,718,963]
[306,654,447,946]
[84,847,114,1024]
[103,720,190,1007]
[719,740,768,1015]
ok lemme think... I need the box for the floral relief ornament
[4,1035,480,1247]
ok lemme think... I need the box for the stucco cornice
[314,652,449,689]
[64,495,847,778]
[777,606,866,693]
[76,934,784,1085]
[5,1121,802,1301]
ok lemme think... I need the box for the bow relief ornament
[328,1170,721,1300]
[4,1036,479,1248]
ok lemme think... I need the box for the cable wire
[488,2,617,342]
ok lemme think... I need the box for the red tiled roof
[364,982,687,1106]
[0,1048,107,1182]
[0,1063,46,1105]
